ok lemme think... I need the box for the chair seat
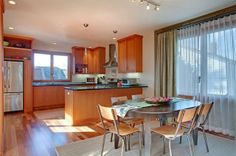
[109,123,140,136]
[151,125,185,139]
[120,117,144,126]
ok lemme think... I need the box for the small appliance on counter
[86,77,96,84]
[121,78,138,86]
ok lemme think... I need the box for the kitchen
[1,0,236,156]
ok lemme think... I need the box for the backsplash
[72,68,142,83]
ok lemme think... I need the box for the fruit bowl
[145,97,171,104]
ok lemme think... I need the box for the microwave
[121,78,138,86]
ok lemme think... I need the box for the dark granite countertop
[64,84,148,91]
[33,82,96,86]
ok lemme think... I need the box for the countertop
[64,84,148,91]
[32,82,96,86]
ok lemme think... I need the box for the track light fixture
[131,0,160,11]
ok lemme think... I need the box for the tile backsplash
[72,67,142,83]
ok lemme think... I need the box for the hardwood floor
[3,111,104,156]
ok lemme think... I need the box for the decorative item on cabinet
[117,34,143,73]
[3,34,33,59]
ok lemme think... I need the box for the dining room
[1,1,236,156]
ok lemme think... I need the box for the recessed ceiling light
[52,42,57,45]
[8,0,16,5]
[8,26,14,30]
[146,3,150,10]
[113,37,117,40]
[155,5,160,11]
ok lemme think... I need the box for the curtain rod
[155,4,236,34]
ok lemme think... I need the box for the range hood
[104,44,118,68]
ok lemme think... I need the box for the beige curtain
[155,30,176,97]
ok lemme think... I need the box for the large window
[33,52,70,81]
[176,17,236,96]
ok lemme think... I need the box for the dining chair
[97,104,142,156]
[197,102,214,152]
[132,94,144,101]
[179,102,214,152]
[111,96,145,147]
[151,106,200,156]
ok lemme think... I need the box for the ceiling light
[155,5,160,11]
[8,26,14,30]
[52,42,57,45]
[8,0,16,5]
[113,37,117,40]
[146,3,150,10]
[83,23,89,28]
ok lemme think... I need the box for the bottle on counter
[117,80,122,87]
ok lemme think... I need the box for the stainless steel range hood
[104,44,118,68]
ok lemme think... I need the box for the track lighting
[130,0,160,12]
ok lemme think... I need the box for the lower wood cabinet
[33,86,65,110]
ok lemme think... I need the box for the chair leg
[141,123,145,146]
[101,133,107,156]
[168,140,173,156]
[124,137,127,151]
[163,137,166,155]
[202,128,209,152]
[187,135,193,156]
[179,136,182,144]
[121,138,125,156]
[138,132,142,156]
[110,133,113,142]
[128,135,131,150]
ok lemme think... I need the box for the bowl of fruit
[145,97,171,104]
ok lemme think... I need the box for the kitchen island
[64,85,147,125]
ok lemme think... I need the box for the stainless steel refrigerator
[4,61,24,112]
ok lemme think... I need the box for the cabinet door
[94,48,105,74]
[118,40,127,73]
[87,49,94,74]
[72,47,85,64]
[127,38,136,72]
[99,48,106,74]
[93,49,99,74]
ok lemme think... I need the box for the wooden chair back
[132,94,144,100]
[177,107,198,123]
[111,96,128,105]
[199,102,214,125]
[175,106,199,137]
[97,105,119,132]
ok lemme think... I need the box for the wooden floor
[3,111,104,156]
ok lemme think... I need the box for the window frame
[33,50,71,82]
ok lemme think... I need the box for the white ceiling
[3,0,236,51]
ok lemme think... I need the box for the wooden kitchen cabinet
[72,46,105,74]
[86,48,94,74]
[93,47,105,74]
[33,86,65,110]
[72,47,86,65]
[118,34,143,73]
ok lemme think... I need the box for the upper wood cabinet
[117,34,143,73]
[93,47,106,74]
[72,46,105,74]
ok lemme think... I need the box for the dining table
[112,97,202,156]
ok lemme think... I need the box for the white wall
[140,30,155,97]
